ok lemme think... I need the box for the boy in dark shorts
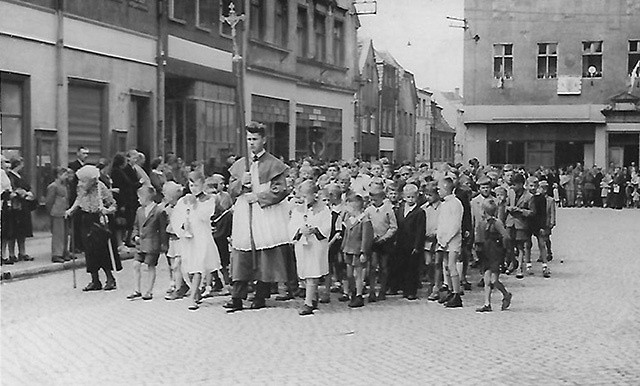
[128,185,167,301]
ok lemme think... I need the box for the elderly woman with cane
[66,165,121,291]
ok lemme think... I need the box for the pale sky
[357,0,465,94]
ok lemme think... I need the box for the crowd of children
[116,153,566,315]
[37,127,572,315]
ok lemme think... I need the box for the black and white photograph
[1,0,640,384]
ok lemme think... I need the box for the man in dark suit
[68,146,89,252]
[394,183,426,300]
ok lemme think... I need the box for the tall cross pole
[221,2,257,266]
[221,2,246,160]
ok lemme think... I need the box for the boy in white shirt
[436,177,464,308]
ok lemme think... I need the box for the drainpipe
[156,0,167,157]
[55,0,67,166]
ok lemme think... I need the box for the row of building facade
[1,0,457,207]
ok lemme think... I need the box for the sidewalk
[1,232,133,281]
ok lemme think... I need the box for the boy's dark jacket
[394,203,426,254]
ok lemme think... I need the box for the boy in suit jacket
[128,185,168,301]
[505,174,534,279]
[340,193,373,308]
[394,183,426,300]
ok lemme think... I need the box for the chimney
[454,87,460,97]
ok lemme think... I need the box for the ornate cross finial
[220,2,246,61]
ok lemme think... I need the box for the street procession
[2,0,640,384]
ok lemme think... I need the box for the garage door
[68,84,103,164]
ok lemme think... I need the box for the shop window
[0,80,23,153]
[314,11,326,61]
[296,6,308,57]
[196,0,216,30]
[582,41,603,78]
[537,43,557,79]
[249,0,265,40]
[333,19,344,66]
[169,0,187,22]
[493,43,513,79]
[489,140,525,165]
[274,0,288,47]
[629,40,640,76]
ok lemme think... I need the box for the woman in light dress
[171,169,221,310]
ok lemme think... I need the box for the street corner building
[463,0,640,170]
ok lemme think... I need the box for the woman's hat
[76,165,100,182]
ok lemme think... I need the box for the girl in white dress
[171,169,221,310]
[290,181,331,316]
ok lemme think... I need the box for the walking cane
[69,215,77,289]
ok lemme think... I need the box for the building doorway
[131,94,152,168]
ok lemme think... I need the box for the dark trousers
[399,250,420,297]
[231,280,271,301]
[584,188,595,207]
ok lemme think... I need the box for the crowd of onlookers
[1,146,638,312]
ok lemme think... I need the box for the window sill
[297,56,348,72]
[128,0,149,11]
[249,38,291,55]
[169,17,187,25]
[196,25,213,34]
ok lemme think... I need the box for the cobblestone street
[2,208,640,385]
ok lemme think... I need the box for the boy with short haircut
[422,183,444,301]
[364,184,398,302]
[128,185,168,301]
[394,183,426,300]
[470,176,493,282]
[526,176,548,277]
[340,193,373,308]
[436,177,464,308]
[505,173,534,279]
[326,183,347,298]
